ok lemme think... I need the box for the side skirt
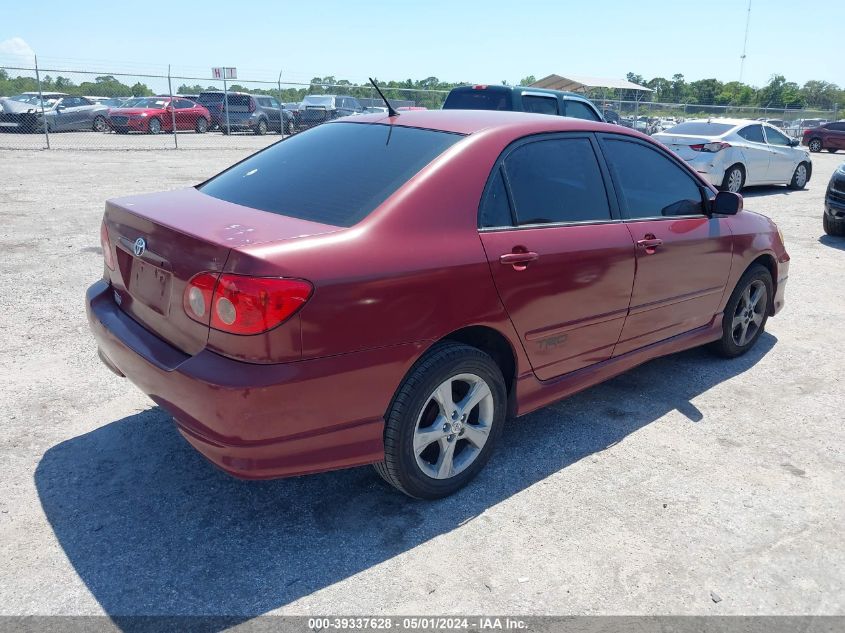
[514,314,723,417]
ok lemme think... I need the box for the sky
[1,0,843,90]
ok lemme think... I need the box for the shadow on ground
[740,185,803,198]
[819,234,845,250]
[36,334,776,631]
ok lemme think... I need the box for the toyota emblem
[133,238,146,257]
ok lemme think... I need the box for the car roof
[449,84,586,100]
[335,109,634,137]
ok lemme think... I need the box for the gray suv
[442,85,604,122]
[197,91,294,135]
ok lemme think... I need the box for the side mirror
[789,138,799,147]
[712,191,743,215]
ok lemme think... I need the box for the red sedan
[87,110,789,498]
[107,96,210,134]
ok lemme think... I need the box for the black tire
[374,342,507,499]
[710,264,773,358]
[808,138,822,152]
[827,149,838,153]
[195,117,208,134]
[254,119,268,136]
[788,162,809,190]
[285,118,296,135]
[720,164,745,193]
[823,212,845,237]
[147,117,161,135]
[92,115,107,132]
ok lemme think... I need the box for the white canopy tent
[530,74,653,121]
[529,74,652,94]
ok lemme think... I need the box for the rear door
[478,133,636,380]
[520,93,559,116]
[597,134,733,355]
[735,124,771,184]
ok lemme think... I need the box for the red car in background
[88,111,789,498]
[802,121,845,153]
[107,96,210,134]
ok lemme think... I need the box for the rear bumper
[86,279,421,479]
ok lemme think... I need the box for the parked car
[88,110,789,498]
[802,121,845,153]
[364,106,389,114]
[0,93,109,133]
[823,162,845,236]
[297,94,364,130]
[100,97,129,109]
[654,119,812,192]
[443,85,604,122]
[107,96,210,134]
[238,94,295,135]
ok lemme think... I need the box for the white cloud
[0,37,36,62]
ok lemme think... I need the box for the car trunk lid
[653,133,718,160]
[103,187,339,355]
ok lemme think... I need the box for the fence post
[167,65,178,149]
[223,74,230,135]
[34,55,50,149]
[278,70,285,135]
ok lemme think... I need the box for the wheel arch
[441,325,518,399]
[747,253,778,315]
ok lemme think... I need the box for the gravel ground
[0,146,843,621]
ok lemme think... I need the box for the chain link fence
[1,61,839,150]
[0,63,450,150]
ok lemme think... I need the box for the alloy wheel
[413,373,494,480]
[731,280,767,347]
[727,168,743,193]
[795,164,807,188]
[809,139,821,152]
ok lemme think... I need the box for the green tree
[518,75,536,86]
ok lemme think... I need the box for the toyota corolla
[87,110,789,498]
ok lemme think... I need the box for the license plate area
[117,248,172,315]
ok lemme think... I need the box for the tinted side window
[522,95,558,115]
[603,138,704,218]
[738,125,765,143]
[765,127,790,146]
[443,89,513,111]
[479,169,513,228]
[175,99,192,109]
[564,100,600,121]
[829,122,845,132]
[504,138,611,225]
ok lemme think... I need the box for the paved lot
[0,129,282,151]
[0,146,843,621]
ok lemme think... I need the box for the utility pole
[739,0,752,83]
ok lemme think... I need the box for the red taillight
[690,141,731,153]
[472,85,488,90]
[184,273,312,335]
[100,220,115,270]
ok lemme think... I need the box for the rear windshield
[197,92,224,103]
[302,96,334,107]
[663,122,734,135]
[198,122,464,227]
[443,88,513,111]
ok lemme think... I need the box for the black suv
[196,91,294,135]
[823,163,845,236]
[442,85,604,122]
[297,94,364,130]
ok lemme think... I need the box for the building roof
[530,74,652,93]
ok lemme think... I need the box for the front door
[598,134,734,356]
[477,134,636,381]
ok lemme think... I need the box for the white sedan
[654,119,812,192]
